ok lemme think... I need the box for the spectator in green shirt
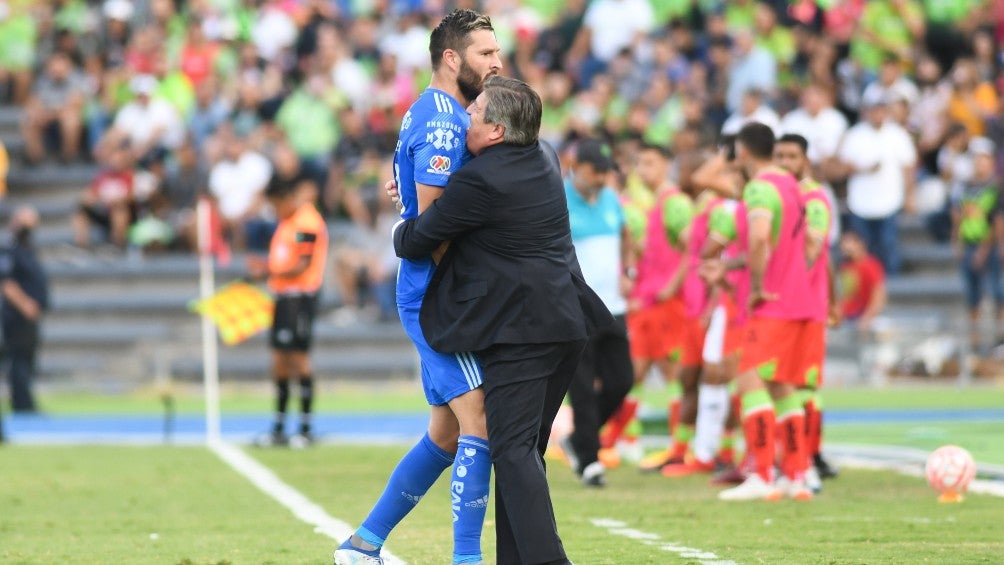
[951,137,1003,346]
[850,0,925,74]
[276,73,342,209]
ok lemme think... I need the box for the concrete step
[899,242,956,276]
[7,163,100,190]
[42,320,172,346]
[171,347,417,381]
[886,273,964,302]
[42,252,248,281]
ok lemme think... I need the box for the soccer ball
[925,445,976,502]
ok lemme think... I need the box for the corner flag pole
[197,197,222,445]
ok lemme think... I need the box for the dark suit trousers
[567,314,634,470]
[479,340,586,565]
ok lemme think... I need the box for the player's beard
[457,56,493,104]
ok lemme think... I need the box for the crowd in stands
[2,0,1004,320]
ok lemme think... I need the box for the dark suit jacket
[394,141,613,354]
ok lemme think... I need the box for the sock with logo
[298,375,313,435]
[804,390,823,458]
[273,379,289,435]
[358,432,454,548]
[741,389,776,483]
[693,383,729,463]
[451,435,491,564]
[775,393,808,481]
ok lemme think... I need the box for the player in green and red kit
[774,133,841,490]
[691,149,750,484]
[626,144,694,473]
[659,180,725,477]
[713,123,815,501]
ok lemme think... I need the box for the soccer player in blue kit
[335,10,502,565]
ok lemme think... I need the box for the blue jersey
[395,88,471,307]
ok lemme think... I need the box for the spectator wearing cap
[559,138,635,486]
[99,0,134,70]
[835,89,917,275]
[20,52,88,164]
[951,136,1003,347]
[101,74,185,162]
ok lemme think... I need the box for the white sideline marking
[833,454,1004,498]
[590,518,738,565]
[209,440,405,565]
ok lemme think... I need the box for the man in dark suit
[394,76,611,565]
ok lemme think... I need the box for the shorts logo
[428,155,451,174]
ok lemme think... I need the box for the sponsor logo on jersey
[428,155,452,174]
[427,127,458,150]
[401,111,412,131]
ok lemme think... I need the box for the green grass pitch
[3,385,1002,563]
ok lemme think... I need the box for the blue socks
[451,435,491,565]
[358,432,454,547]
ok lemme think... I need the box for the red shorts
[723,294,745,358]
[796,321,826,389]
[679,315,706,367]
[739,318,817,387]
[628,297,684,362]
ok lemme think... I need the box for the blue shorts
[398,302,483,406]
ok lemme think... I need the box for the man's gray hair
[482,76,541,146]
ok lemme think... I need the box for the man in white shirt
[721,88,780,137]
[107,75,185,160]
[573,0,654,87]
[208,125,274,251]
[780,83,849,168]
[836,91,917,275]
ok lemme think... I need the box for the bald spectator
[862,57,920,110]
[20,52,87,164]
[836,90,918,275]
[721,88,780,136]
[208,124,273,251]
[1,207,49,413]
[781,83,849,169]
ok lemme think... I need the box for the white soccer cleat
[333,547,384,565]
[718,473,782,501]
[804,467,822,494]
[775,475,814,501]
